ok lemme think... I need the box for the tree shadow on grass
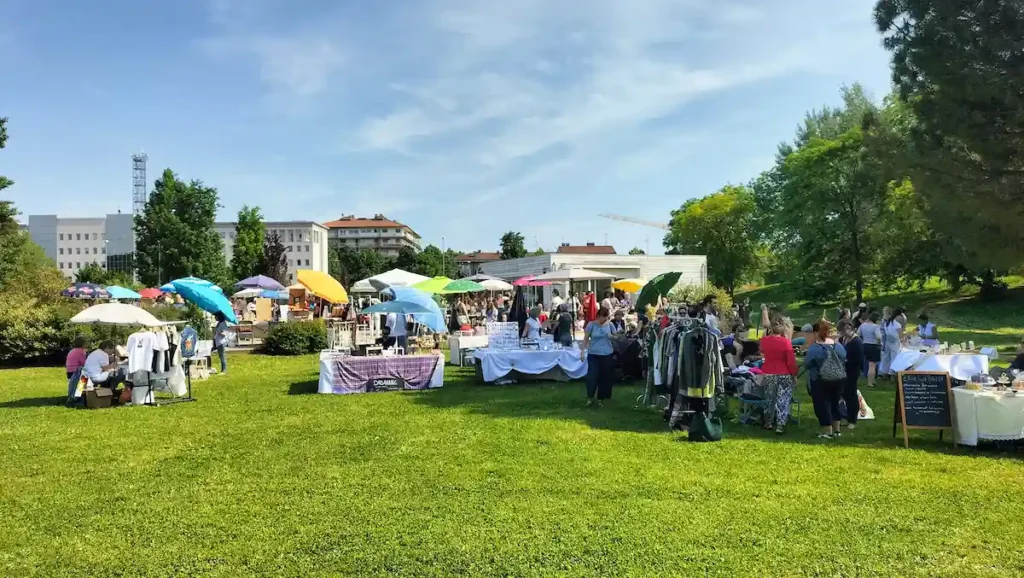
[0,396,68,409]
[288,380,319,395]
[413,375,1024,458]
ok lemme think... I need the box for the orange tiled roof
[322,215,420,237]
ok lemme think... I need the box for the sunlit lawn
[2,353,1023,577]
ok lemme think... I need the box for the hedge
[263,321,327,355]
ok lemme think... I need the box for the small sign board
[180,326,199,359]
[894,371,954,448]
[367,377,405,392]
[486,322,520,350]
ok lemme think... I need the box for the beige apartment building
[322,214,421,257]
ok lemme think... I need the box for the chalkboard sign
[894,371,954,448]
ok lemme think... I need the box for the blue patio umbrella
[382,287,446,332]
[259,289,289,300]
[105,285,142,300]
[363,300,433,315]
[235,275,285,291]
[161,276,223,294]
[172,280,237,323]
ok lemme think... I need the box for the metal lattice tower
[132,152,148,214]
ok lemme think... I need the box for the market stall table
[448,334,489,366]
[318,352,444,394]
[951,387,1024,446]
[473,347,587,384]
[891,350,989,381]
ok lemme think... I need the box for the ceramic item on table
[968,340,975,350]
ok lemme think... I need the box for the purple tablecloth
[318,353,445,394]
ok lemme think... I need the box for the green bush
[667,284,735,326]
[263,321,327,355]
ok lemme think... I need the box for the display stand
[158,325,199,406]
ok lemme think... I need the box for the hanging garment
[127,331,157,374]
[583,293,598,323]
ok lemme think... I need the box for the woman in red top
[760,316,798,434]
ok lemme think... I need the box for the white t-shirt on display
[127,332,156,374]
[84,350,111,383]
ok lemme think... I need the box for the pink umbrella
[138,288,164,299]
[513,275,551,287]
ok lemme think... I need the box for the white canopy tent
[70,303,172,327]
[350,269,430,293]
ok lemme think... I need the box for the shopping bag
[688,412,723,442]
[168,365,187,396]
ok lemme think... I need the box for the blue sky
[2,0,893,255]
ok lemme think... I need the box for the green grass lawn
[740,277,1024,352]
[2,354,1024,577]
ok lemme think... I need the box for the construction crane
[598,213,670,230]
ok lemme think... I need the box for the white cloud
[196,0,890,250]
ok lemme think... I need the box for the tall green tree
[875,0,1024,271]
[663,185,760,296]
[394,246,419,273]
[330,246,395,287]
[499,232,527,260]
[260,231,288,285]
[414,245,461,278]
[781,127,888,303]
[0,118,12,195]
[628,247,645,255]
[231,205,266,281]
[134,169,228,287]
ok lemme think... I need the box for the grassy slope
[739,276,1024,352]
[2,354,1023,577]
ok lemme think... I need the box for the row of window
[59,261,104,270]
[288,259,311,267]
[59,247,105,255]
[285,245,311,253]
[220,230,323,243]
[332,228,406,236]
[59,232,103,241]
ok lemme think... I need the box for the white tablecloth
[952,387,1024,446]
[891,351,989,381]
[448,335,489,366]
[472,348,588,383]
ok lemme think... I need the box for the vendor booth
[473,347,587,383]
[318,352,445,394]
[952,387,1024,446]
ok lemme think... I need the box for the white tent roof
[70,303,170,327]
[232,288,262,299]
[351,269,430,293]
[532,267,617,282]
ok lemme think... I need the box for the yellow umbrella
[613,278,646,293]
[411,276,454,294]
[297,270,348,303]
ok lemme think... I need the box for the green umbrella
[635,271,682,312]
[411,276,454,294]
[441,279,486,294]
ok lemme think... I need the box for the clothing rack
[635,316,704,408]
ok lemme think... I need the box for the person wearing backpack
[804,320,848,439]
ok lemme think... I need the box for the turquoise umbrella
[172,280,237,323]
[105,285,142,300]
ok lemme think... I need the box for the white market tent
[350,269,430,293]
[70,303,171,327]
[531,267,617,282]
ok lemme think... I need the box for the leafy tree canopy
[499,232,527,260]
[134,169,229,288]
[231,205,266,281]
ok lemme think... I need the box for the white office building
[215,221,330,285]
[27,213,136,278]
[477,253,708,307]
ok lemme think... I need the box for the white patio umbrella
[232,288,262,299]
[479,278,513,291]
[531,267,617,282]
[353,269,431,292]
[70,303,168,327]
